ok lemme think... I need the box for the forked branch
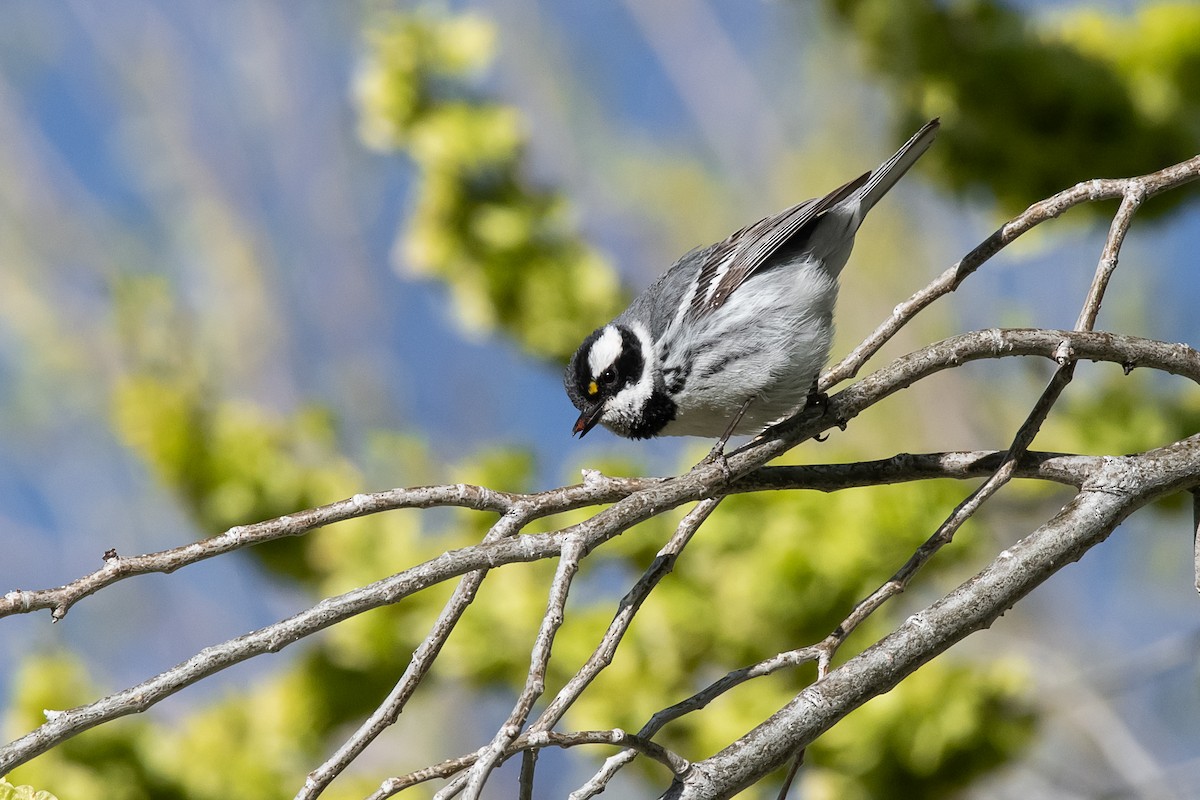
[1,156,1198,800]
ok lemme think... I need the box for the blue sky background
[1,0,1198,795]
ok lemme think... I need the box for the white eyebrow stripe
[588,325,624,375]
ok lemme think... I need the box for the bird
[564,118,939,446]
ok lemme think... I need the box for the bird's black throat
[627,388,676,439]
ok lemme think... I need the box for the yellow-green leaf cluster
[356,11,627,361]
[112,370,364,581]
[4,653,384,800]
[805,659,1033,800]
[5,9,1052,798]
[1055,3,1200,126]
[550,470,1035,794]
[0,779,58,800]
[1040,376,1200,514]
[828,0,1200,216]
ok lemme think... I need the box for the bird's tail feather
[856,118,940,214]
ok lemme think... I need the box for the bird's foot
[695,396,754,480]
[698,441,733,482]
[804,383,834,441]
[805,385,829,416]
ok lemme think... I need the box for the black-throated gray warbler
[565,119,939,441]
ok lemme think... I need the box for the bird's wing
[688,170,870,318]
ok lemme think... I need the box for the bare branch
[1193,490,1200,595]
[823,151,1200,390]
[413,498,726,800]
[298,508,535,799]
[524,498,723,796]
[3,328,1197,776]
[730,327,1200,494]
[366,728,689,799]
[0,483,515,622]
[820,328,1200,446]
[0,447,1097,631]
[814,170,1153,678]
[454,535,586,799]
[572,645,821,799]
[0,525,581,775]
[816,360,1077,677]
[664,436,1200,798]
[742,450,1099,492]
[1076,186,1146,331]
[532,497,724,733]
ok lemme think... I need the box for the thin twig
[823,153,1200,391]
[1075,186,1146,331]
[815,174,1150,675]
[1193,490,1200,595]
[298,507,535,799]
[571,646,821,799]
[429,498,725,800]
[366,728,689,799]
[531,497,724,732]
[774,751,804,800]
[741,450,1099,492]
[663,436,1200,798]
[525,498,724,796]
[0,484,516,622]
[518,747,537,800]
[4,330,1199,776]
[816,361,1076,676]
[450,535,587,800]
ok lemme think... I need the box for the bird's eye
[600,368,616,385]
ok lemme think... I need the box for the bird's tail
[855,118,940,215]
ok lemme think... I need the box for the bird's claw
[698,442,733,482]
[804,386,829,416]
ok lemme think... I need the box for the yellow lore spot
[588,381,598,396]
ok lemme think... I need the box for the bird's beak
[572,405,604,438]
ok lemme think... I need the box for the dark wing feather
[689,170,871,318]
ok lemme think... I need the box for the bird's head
[564,324,658,439]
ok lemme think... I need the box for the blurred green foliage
[11,2,1200,798]
[357,11,627,361]
[0,778,57,800]
[4,653,389,800]
[17,269,1037,796]
[1042,376,1200,513]
[828,0,1200,215]
[109,273,368,582]
[547,473,1036,797]
[806,660,1031,800]
[1055,379,1200,457]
